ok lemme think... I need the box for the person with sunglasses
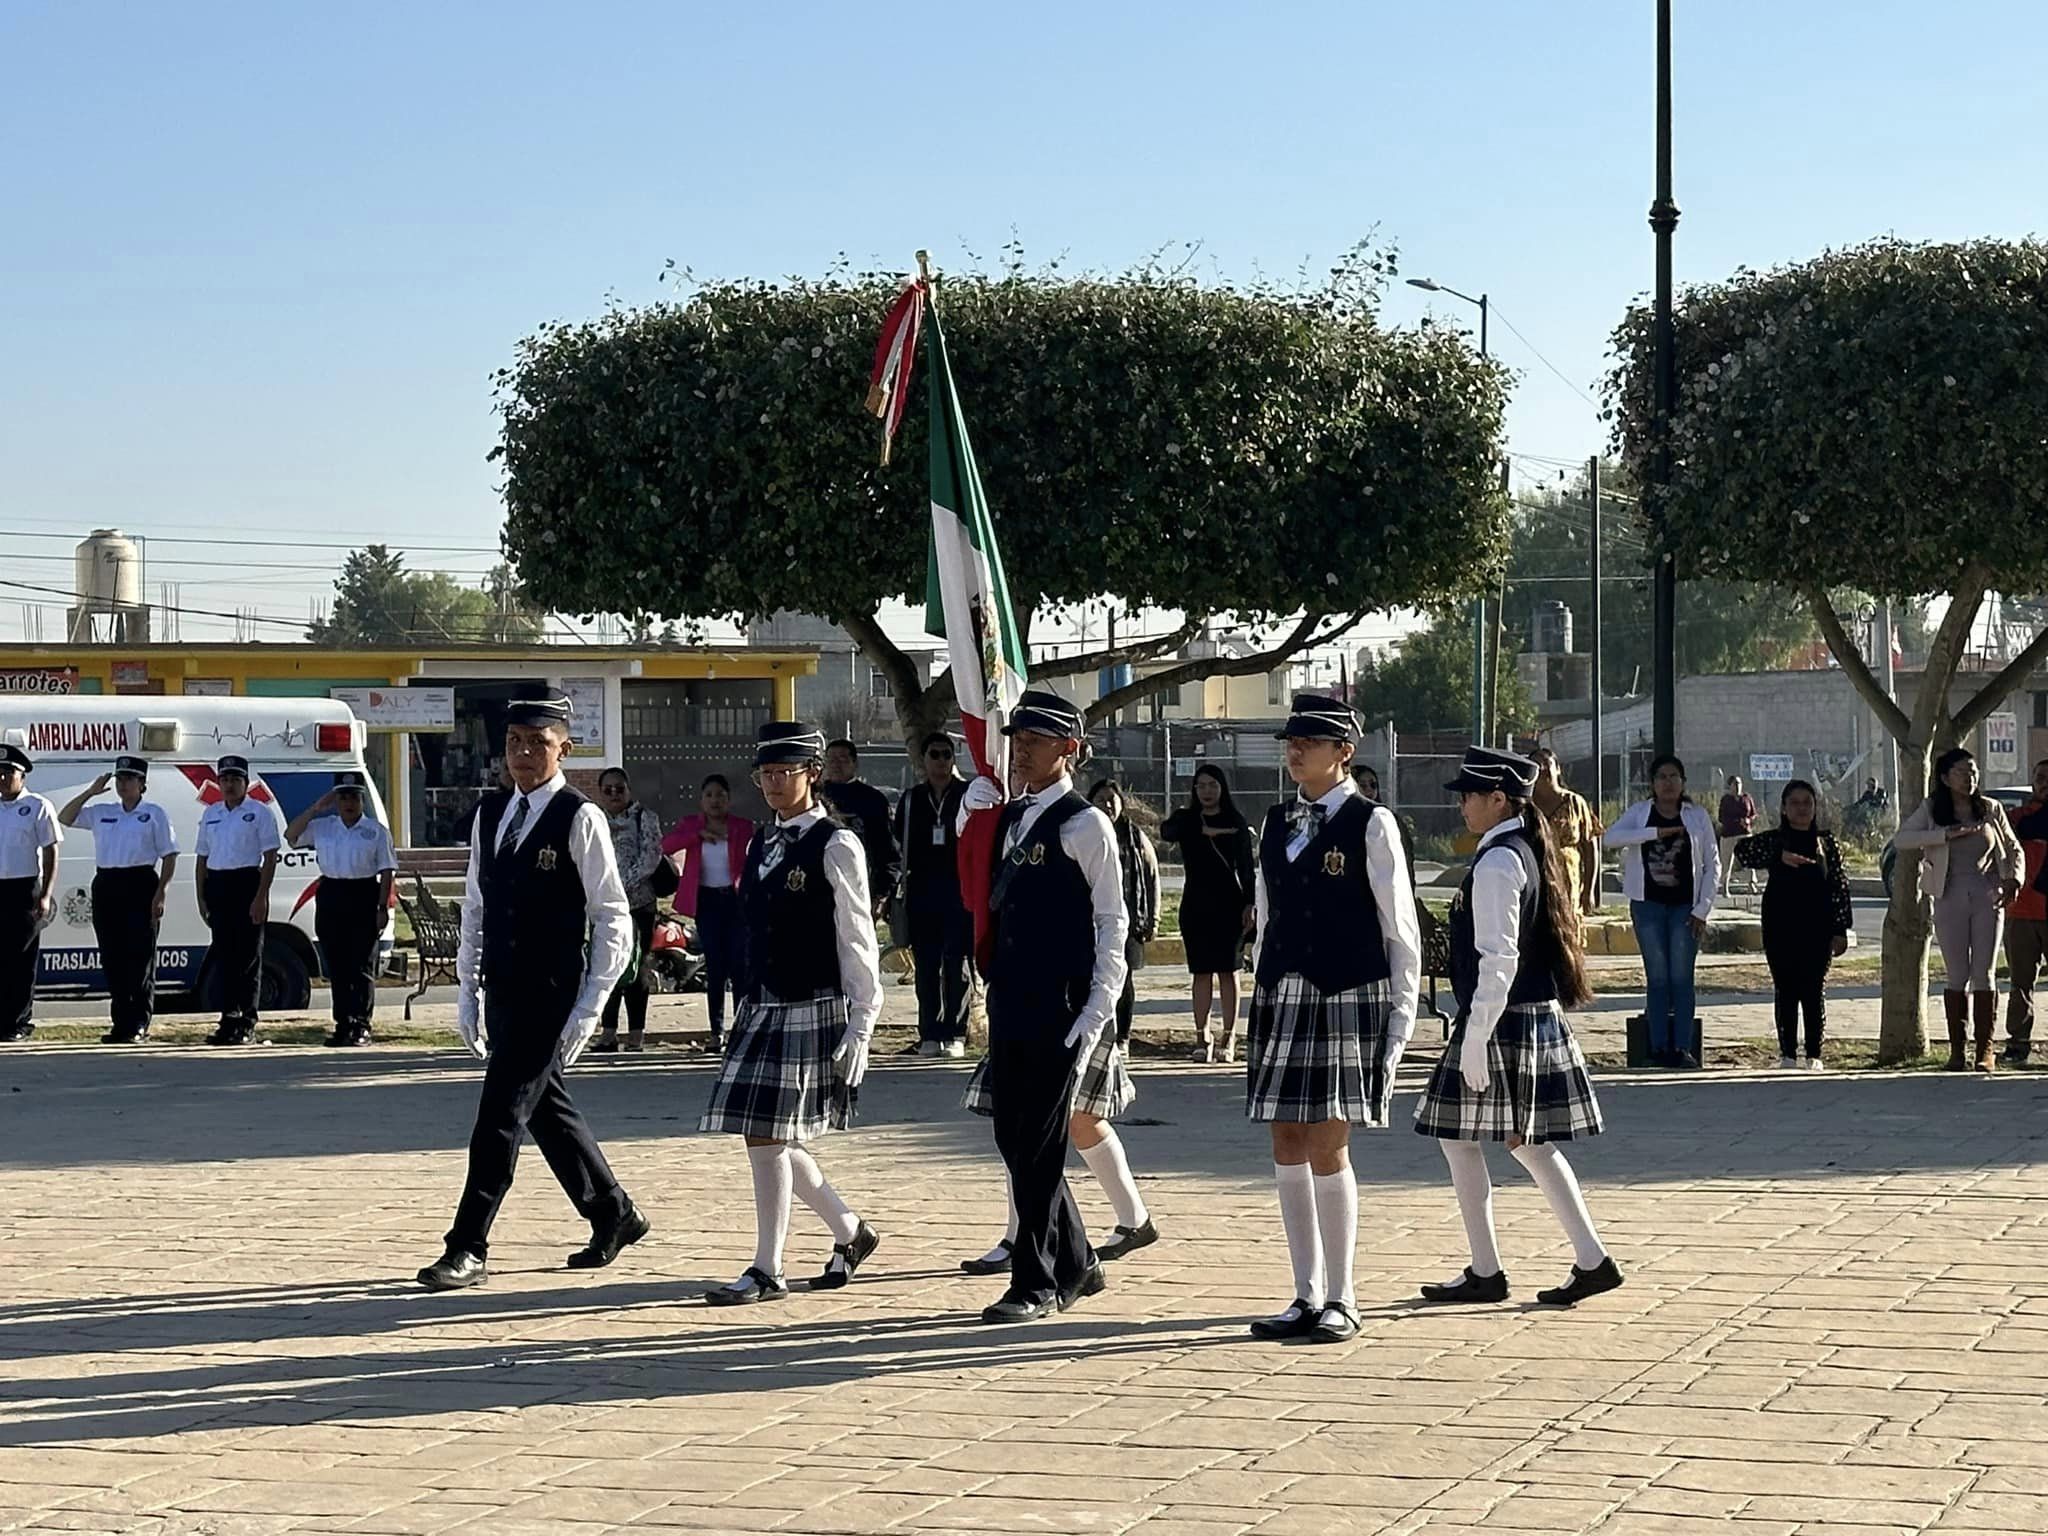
[893,733,972,1058]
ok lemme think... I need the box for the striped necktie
[498,795,531,854]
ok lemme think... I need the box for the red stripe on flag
[954,713,1001,970]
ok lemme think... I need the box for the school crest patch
[535,846,558,871]
[786,868,807,892]
[1323,849,1346,877]
[1028,842,1047,866]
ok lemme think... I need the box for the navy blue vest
[1449,825,1561,1014]
[477,786,589,1008]
[739,818,842,1000]
[987,792,1097,1029]
[1256,796,1391,992]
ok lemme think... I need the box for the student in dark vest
[1244,695,1421,1346]
[1414,746,1622,1308]
[286,773,397,1047]
[959,689,1129,1324]
[417,698,650,1291]
[193,755,279,1046]
[58,755,178,1044]
[699,722,882,1304]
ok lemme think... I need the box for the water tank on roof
[76,530,142,608]
[1530,600,1574,656]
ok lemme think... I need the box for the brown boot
[1943,991,1969,1071]
[1973,992,1998,1073]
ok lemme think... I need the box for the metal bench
[398,873,461,1020]
[1417,901,1454,1037]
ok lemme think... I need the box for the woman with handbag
[661,774,755,1053]
[1160,765,1257,1062]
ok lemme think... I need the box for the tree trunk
[1876,732,1933,1064]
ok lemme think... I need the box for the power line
[0,529,504,555]
[1489,306,1601,411]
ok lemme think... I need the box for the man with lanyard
[893,732,971,1058]
[959,688,1128,1324]
[194,754,280,1046]
[286,773,397,1048]
[418,698,649,1291]
[57,755,177,1043]
[821,740,899,918]
[0,743,60,1043]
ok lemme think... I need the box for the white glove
[1063,1007,1110,1055]
[455,989,488,1060]
[1458,1026,1492,1095]
[558,1008,601,1068]
[957,775,1004,834]
[1381,1020,1412,1078]
[833,1025,873,1089]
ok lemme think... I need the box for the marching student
[0,743,60,1043]
[1414,746,1621,1309]
[958,689,1128,1325]
[418,699,649,1291]
[699,722,881,1306]
[285,773,398,1048]
[193,755,280,1046]
[1244,694,1421,1346]
[57,756,177,1043]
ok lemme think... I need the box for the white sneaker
[1805,1056,1826,1071]
[917,1040,943,1058]
[1778,1056,1799,1070]
[940,1039,965,1059]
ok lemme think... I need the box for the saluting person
[286,773,397,1048]
[0,743,60,1043]
[194,755,279,1046]
[699,722,881,1305]
[960,689,1128,1325]
[57,755,177,1043]
[418,698,649,1291]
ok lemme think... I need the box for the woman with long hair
[1895,747,2021,1071]
[1735,779,1852,1069]
[592,767,666,1053]
[1601,754,1719,1068]
[1414,746,1620,1308]
[661,774,754,1052]
[1159,764,1257,1062]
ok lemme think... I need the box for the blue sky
[2,1,2042,642]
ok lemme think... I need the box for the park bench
[397,873,462,1020]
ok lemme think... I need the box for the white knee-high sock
[745,1143,792,1277]
[1439,1140,1503,1278]
[1313,1167,1359,1310]
[1078,1128,1148,1228]
[1511,1141,1607,1270]
[787,1143,860,1244]
[1274,1162,1323,1308]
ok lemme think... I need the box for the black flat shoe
[1419,1267,1510,1304]
[100,1028,142,1045]
[417,1249,487,1291]
[1308,1302,1362,1344]
[323,1030,350,1048]
[1058,1261,1106,1312]
[1672,1049,1701,1071]
[1249,1298,1322,1341]
[568,1200,651,1269]
[814,1221,880,1290]
[960,1237,1014,1277]
[1094,1219,1158,1263]
[0,1024,33,1043]
[588,1035,620,1055]
[1536,1256,1625,1307]
[704,1266,788,1306]
[979,1289,1056,1324]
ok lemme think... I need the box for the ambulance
[0,696,394,1012]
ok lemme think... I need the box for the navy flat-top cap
[216,754,251,777]
[1276,693,1359,742]
[114,755,148,779]
[754,721,828,766]
[1444,745,1540,797]
[504,698,573,730]
[1002,689,1085,739]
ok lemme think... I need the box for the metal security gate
[621,679,775,827]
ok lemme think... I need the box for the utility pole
[1649,0,1680,757]
[1588,455,1604,809]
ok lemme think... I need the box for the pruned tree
[493,243,1510,746]
[1606,236,2048,1062]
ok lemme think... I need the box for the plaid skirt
[1413,1001,1603,1144]
[962,1029,1137,1121]
[699,989,855,1140]
[1245,975,1395,1126]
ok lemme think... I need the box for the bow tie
[1290,800,1328,831]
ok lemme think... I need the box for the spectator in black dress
[1735,779,1852,1070]
[1090,780,1160,1045]
[1159,766,1256,1063]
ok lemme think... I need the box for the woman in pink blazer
[661,774,754,1051]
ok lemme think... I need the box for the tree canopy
[308,546,541,646]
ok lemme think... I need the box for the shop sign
[329,686,457,731]
[0,668,80,695]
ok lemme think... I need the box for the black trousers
[446,985,627,1258]
[316,877,382,1030]
[600,906,656,1036]
[986,1007,1091,1302]
[696,886,740,1034]
[0,877,39,1035]
[1763,909,1830,1058]
[202,867,265,1024]
[908,886,971,1042]
[93,866,160,1036]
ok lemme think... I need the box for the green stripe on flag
[922,306,1025,678]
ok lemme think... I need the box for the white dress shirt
[758,804,884,1040]
[1004,773,1130,1036]
[0,792,61,880]
[1465,819,1531,1048]
[195,798,281,871]
[297,815,398,880]
[698,835,732,890]
[1254,777,1422,1047]
[455,773,634,1025]
[76,800,177,870]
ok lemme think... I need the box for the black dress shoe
[324,1029,350,1048]
[704,1266,789,1306]
[347,1024,373,1046]
[1536,1256,1625,1307]
[568,1200,650,1269]
[0,1024,32,1043]
[101,1027,141,1045]
[815,1221,880,1290]
[588,1034,620,1055]
[979,1289,1057,1324]
[1248,1298,1321,1341]
[417,1249,488,1291]
[1094,1219,1158,1263]
[1308,1302,1362,1344]
[1672,1049,1701,1071]
[1419,1267,1511,1304]
[1058,1261,1106,1312]
[960,1237,1014,1277]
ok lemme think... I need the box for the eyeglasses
[752,766,808,787]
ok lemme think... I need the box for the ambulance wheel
[197,935,313,1015]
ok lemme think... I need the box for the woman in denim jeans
[1602,755,1719,1067]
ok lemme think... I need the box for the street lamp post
[1648,0,1680,758]
[1407,277,1491,747]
